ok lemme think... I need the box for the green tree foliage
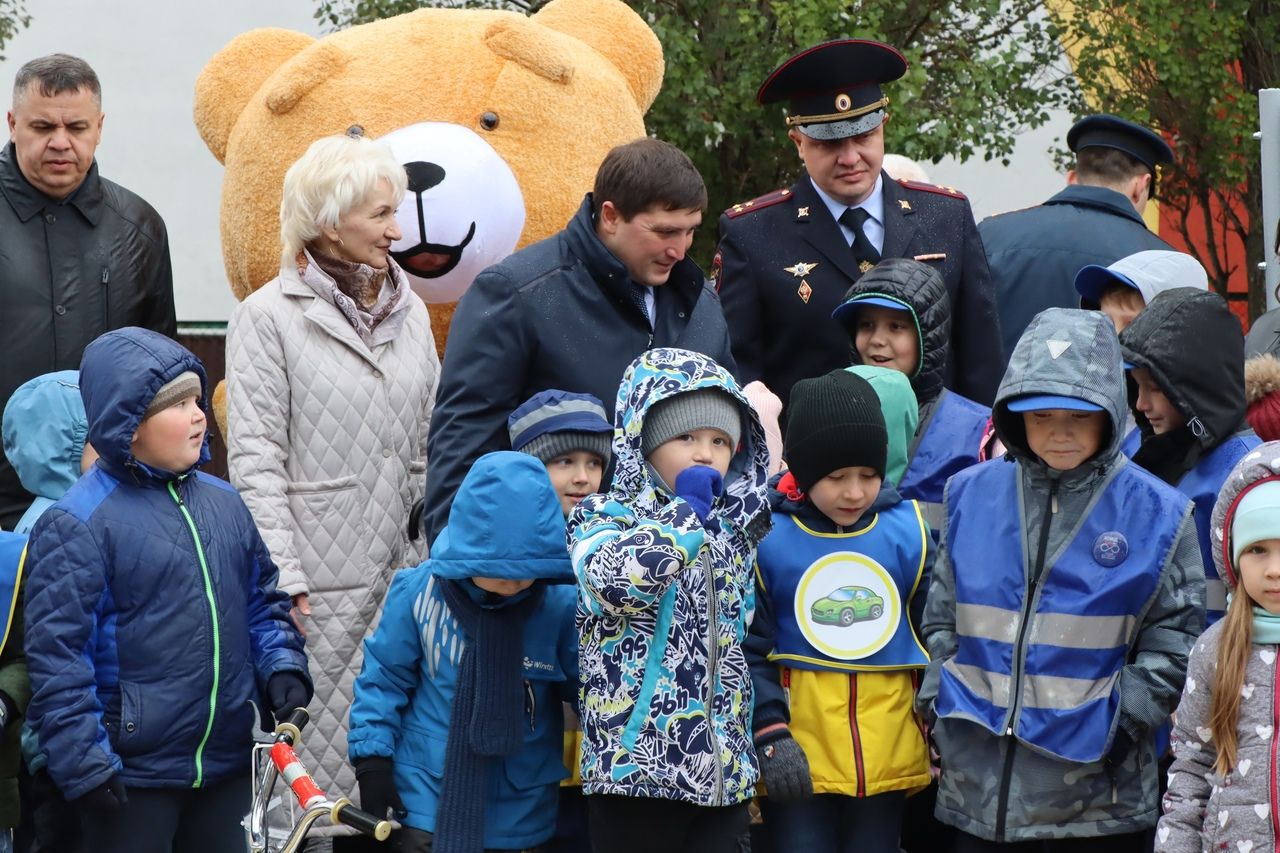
[0,0,31,60]
[1059,1,1280,318]
[314,0,1077,265]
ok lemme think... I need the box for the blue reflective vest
[0,533,25,657]
[900,390,988,505]
[1176,435,1260,624]
[757,504,929,672]
[936,459,1187,763]
[1122,430,1260,625]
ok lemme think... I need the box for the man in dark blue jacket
[980,114,1174,359]
[420,138,736,544]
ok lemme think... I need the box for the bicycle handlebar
[273,707,310,747]
[331,798,393,841]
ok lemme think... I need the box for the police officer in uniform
[715,39,1002,408]
[980,114,1174,359]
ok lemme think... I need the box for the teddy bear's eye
[479,111,500,131]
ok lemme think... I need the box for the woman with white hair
[225,132,438,834]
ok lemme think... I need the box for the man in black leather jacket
[0,53,175,529]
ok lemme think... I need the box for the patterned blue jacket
[567,348,771,806]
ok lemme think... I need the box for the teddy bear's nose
[405,161,446,194]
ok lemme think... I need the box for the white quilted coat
[226,262,438,801]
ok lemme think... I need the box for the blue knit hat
[508,390,612,464]
[1231,480,1280,568]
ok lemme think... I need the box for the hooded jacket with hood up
[2,370,87,534]
[1120,287,1260,621]
[917,308,1204,842]
[348,452,577,849]
[1156,441,1280,853]
[24,327,309,800]
[567,348,771,807]
[836,258,988,514]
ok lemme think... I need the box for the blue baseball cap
[1006,394,1104,413]
[831,294,911,323]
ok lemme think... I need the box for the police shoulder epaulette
[897,179,966,200]
[724,187,793,218]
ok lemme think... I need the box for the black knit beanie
[785,369,887,490]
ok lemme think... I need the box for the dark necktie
[839,207,881,273]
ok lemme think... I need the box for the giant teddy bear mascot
[192,0,663,817]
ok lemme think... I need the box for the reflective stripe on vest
[900,390,989,505]
[1175,434,1260,626]
[757,502,929,672]
[936,458,1187,762]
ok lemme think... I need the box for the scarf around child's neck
[434,579,545,853]
[1253,606,1280,644]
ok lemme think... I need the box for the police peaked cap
[1067,114,1174,171]
[758,39,908,141]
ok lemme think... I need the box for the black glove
[757,731,813,801]
[76,775,128,812]
[266,671,311,723]
[407,498,425,542]
[674,465,724,525]
[355,756,406,820]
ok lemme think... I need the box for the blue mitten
[674,465,724,525]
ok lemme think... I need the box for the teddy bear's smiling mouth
[393,221,477,278]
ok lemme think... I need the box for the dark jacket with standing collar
[0,142,175,529]
[980,183,1171,360]
[421,194,736,543]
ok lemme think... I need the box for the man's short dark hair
[13,54,101,108]
[592,138,707,220]
[1075,147,1151,187]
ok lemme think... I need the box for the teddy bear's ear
[483,16,575,85]
[263,41,352,117]
[194,28,316,163]
[533,0,665,112]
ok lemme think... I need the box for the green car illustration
[811,586,884,626]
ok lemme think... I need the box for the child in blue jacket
[347,451,579,853]
[24,327,311,853]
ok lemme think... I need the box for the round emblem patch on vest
[1093,531,1129,567]
[794,552,900,660]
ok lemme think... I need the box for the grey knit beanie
[641,388,743,458]
[144,371,201,419]
[521,430,612,465]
